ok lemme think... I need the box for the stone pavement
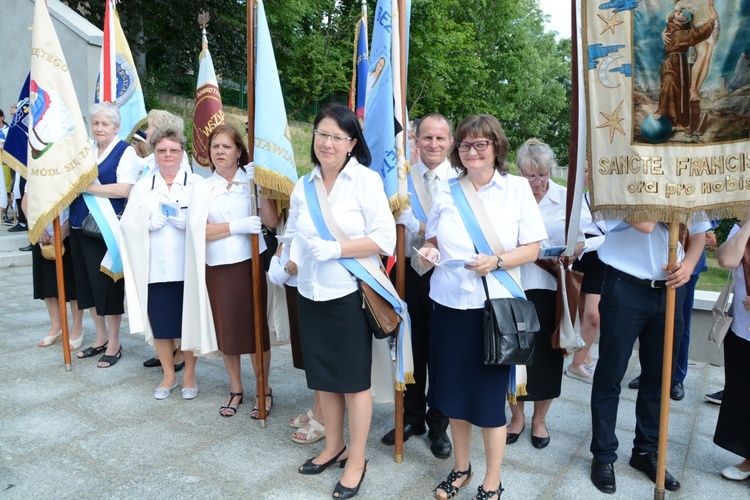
[1,261,748,499]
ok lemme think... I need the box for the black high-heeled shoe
[332,460,367,499]
[299,447,347,475]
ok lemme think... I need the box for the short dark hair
[310,103,371,167]
[415,113,453,138]
[449,114,510,175]
[207,124,249,172]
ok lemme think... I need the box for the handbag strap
[449,177,525,299]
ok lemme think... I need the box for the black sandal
[435,464,472,499]
[475,483,503,499]
[220,392,243,417]
[77,342,108,359]
[97,346,122,368]
[251,388,273,419]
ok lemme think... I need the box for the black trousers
[393,263,448,434]
[590,269,685,463]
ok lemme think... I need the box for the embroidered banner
[583,0,750,221]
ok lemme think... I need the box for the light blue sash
[406,172,428,223]
[82,192,123,278]
[303,174,411,386]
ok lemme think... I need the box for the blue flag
[2,74,31,179]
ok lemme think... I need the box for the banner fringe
[100,265,124,282]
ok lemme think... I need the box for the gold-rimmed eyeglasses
[313,130,353,145]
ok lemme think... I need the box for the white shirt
[520,180,584,291]
[205,168,267,266]
[599,217,712,280]
[427,171,547,309]
[93,139,140,185]
[580,191,607,254]
[147,169,191,283]
[726,224,750,340]
[404,159,457,257]
[286,159,396,302]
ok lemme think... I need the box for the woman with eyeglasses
[418,115,546,499]
[506,138,584,450]
[181,124,278,418]
[120,125,201,399]
[285,103,395,499]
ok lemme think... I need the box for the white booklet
[413,247,474,270]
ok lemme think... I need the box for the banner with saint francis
[583,0,750,221]
[27,0,97,244]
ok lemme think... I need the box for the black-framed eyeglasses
[314,130,353,145]
[456,140,493,153]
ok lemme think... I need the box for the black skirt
[297,291,371,393]
[32,239,77,301]
[572,249,606,295]
[285,285,304,370]
[517,289,563,402]
[68,229,124,315]
[714,330,750,460]
[147,281,184,340]
[428,303,510,428]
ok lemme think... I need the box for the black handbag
[81,213,103,240]
[482,276,539,366]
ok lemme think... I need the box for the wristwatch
[495,255,504,270]
[283,264,292,276]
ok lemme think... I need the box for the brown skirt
[205,259,269,356]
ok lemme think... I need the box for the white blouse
[426,171,547,310]
[147,168,191,283]
[205,169,267,267]
[520,180,584,291]
[93,139,140,185]
[285,159,396,302]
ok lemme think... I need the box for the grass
[697,248,731,292]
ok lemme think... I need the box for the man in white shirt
[381,113,456,459]
[590,218,709,494]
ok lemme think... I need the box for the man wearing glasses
[380,113,456,459]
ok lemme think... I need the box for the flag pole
[247,0,267,428]
[654,222,679,499]
[393,0,408,464]
[53,218,72,370]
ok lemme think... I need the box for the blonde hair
[146,109,184,132]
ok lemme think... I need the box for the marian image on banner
[584,0,750,221]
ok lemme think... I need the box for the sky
[539,0,572,40]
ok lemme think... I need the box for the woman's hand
[229,215,262,235]
[167,214,187,230]
[743,295,750,313]
[39,230,52,245]
[285,260,298,275]
[417,246,438,268]
[465,253,497,277]
[308,239,341,261]
[148,213,168,232]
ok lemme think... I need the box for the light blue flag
[253,0,298,202]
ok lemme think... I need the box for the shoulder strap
[449,176,525,299]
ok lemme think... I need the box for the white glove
[396,208,420,235]
[167,214,187,230]
[268,256,291,287]
[244,162,255,181]
[148,212,168,232]
[308,238,341,261]
[229,215,262,235]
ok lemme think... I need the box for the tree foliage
[61,0,572,161]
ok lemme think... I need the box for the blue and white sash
[406,169,430,223]
[83,185,123,280]
[449,175,528,399]
[303,173,414,389]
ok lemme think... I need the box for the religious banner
[583,0,750,221]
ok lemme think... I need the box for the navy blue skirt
[428,303,510,428]
[147,281,184,340]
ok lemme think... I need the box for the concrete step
[0,248,32,268]
[0,231,31,252]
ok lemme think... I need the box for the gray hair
[89,102,121,127]
[516,138,556,176]
[149,125,187,151]
[147,109,184,131]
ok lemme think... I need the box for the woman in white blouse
[120,126,200,399]
[508,138,584,450]
[182,125,277,418]
[286,104,395,499]
[69,102,139,368]
[419,115,545,500]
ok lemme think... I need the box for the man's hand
[663,261,693,288]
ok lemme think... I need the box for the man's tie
[411,169,438,276]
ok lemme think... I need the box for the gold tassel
[404,372,415,385]
[100,265,124,282]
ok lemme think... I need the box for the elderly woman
[713,213,750,482]
[285,104,395,499]
[507,138,584,449]
[120,126,200,399]
[182,124,277,418]
[419,115,546,499]
[69,102,138,368]
[137,110,190,179]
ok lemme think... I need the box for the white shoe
[154,381,178,400]
[721,464,750,481]
[181,384,199,400]
[565,363,594,384]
